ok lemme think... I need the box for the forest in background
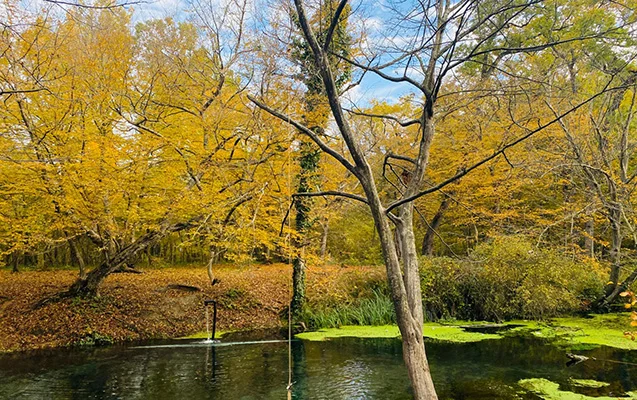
[1,0,637,314]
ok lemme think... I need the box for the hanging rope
[286,104,294,400]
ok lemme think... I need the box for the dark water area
[2,333,637,399]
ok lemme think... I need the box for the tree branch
[323,0,349,51]
[386,78,621,214]
[346,108,421,127]
[293,190,368,204]
[247,94,359,178]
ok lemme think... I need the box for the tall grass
[301,290,395,329]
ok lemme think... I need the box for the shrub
[420,236,605,321]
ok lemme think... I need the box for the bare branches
[323,0,349,51]
[247,94,359,178]
[42,0,144,9]
[346,108,421,127]
[0,88,49,96]
[293,190,367,204]
[386,78,621,214]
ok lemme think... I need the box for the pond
[2,330,637,399]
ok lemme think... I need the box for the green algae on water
[509,314,637,350]
[296,323,501,342]
[177,330,228,339]
[519,378,636,399]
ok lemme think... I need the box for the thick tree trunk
[364,180,438,400]
[66,225,185,297]
[421,195,450,256]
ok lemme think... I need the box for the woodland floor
[0,263,384,352]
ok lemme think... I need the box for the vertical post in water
[212,302,217,340]
[205,306,211,341]
[204,299,217,342]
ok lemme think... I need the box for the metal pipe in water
[204,299,217,341]
[205,306,210,341]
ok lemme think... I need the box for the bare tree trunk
[421,195,450,256]
[67,230,163,297]
[367,191,438,400]
[606,210,622,298]
[12,252,19,273]
[66,221,197,298]
[320,219,329,260]
[584,218,594,257]
[68,235,86,279]
[206,248,220,286]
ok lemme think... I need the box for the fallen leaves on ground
[0,263,384,352]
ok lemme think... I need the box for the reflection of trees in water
[3,336,637,399]
[291,340,306,400]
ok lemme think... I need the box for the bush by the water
[299,236,605,328]
[420,236,605,321]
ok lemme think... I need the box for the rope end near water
[286,381,294,400]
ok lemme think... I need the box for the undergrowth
[300,290,395,329]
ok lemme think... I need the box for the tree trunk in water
[402,323,437,400]
[421,195,450,256]
[364,181,438,400]
[290,255,306,318]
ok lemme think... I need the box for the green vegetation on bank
[420,237,605,321]
[300,238,610,334]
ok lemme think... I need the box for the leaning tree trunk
[421,195,450,256]
[67,229,169,297]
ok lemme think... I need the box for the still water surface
[1,330,637,399]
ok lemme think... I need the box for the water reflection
[1,334,637,399]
